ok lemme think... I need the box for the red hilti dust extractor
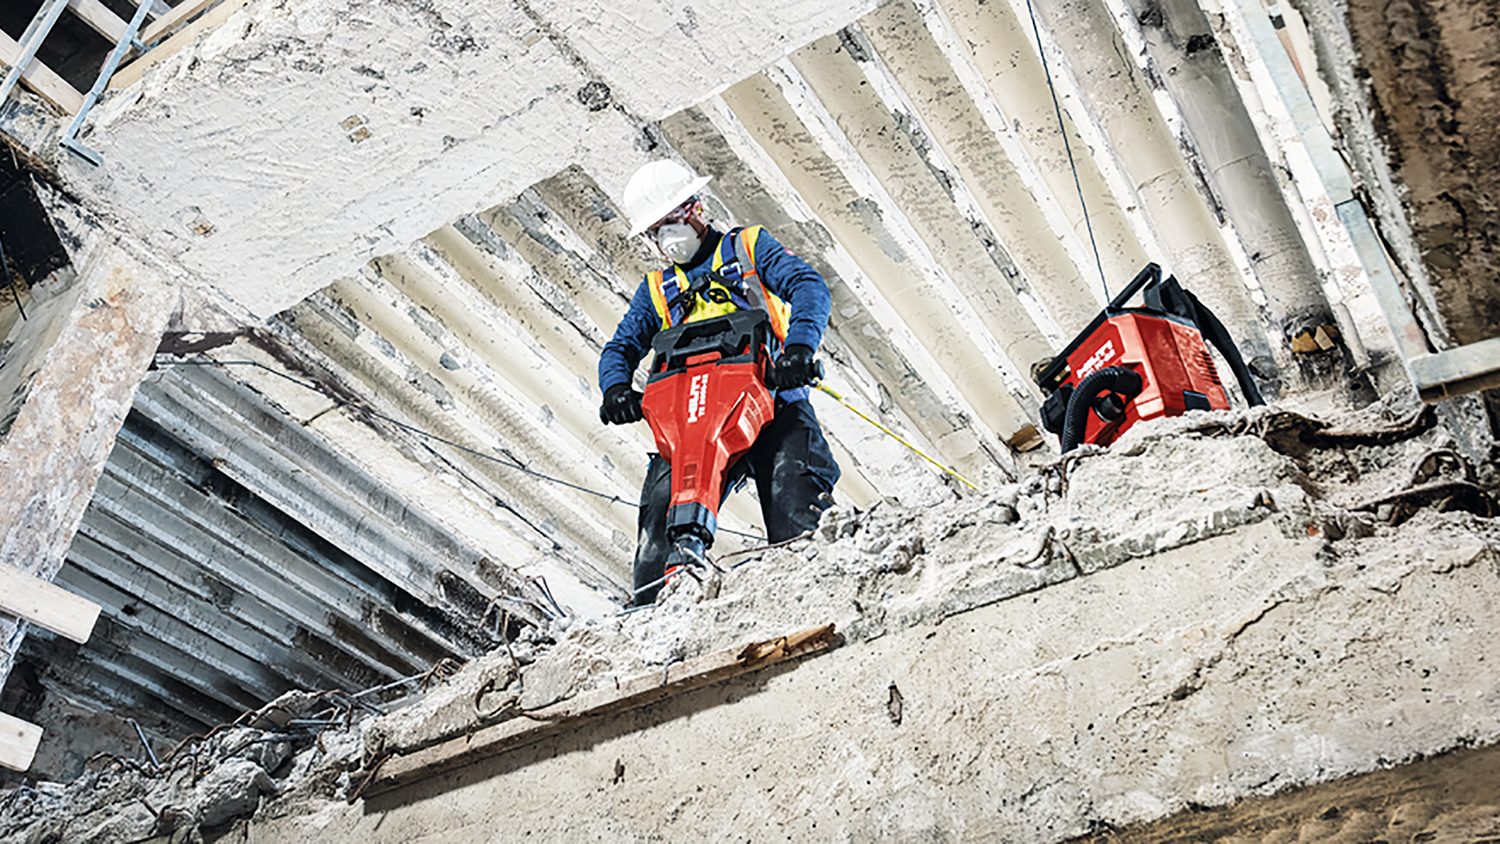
[640,310,776,575]
[1034,263,1265,452]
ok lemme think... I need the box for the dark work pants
[633,399,840,605]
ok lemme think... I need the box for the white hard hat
[622,160,712,235]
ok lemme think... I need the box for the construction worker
[599,160,841,605]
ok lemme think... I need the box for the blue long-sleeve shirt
[598,227,832,403]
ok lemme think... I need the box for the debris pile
[0,690,368,843]
[2,391,1496,842]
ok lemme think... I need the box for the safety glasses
[646,196,699,236]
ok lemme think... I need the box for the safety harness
[645,226,791,343]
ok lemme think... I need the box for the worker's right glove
[768,344,819,390]
[600,383,644,425]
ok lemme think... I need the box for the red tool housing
[1036,263,1260,451]
[641,312,775,546]
[1056,312,1228,448]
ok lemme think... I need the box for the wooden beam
[68,0,129,44]
[0,712,43,772]
[0,30,84,113]
[139,0,218,45]
[109,0,247,90]
[0,564,101,644]
[363,623,838,797]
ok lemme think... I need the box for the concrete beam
[21,623,239,730]
[90,427,471,675]
[789,28,1056,400]
[173,332,608,616]
[65,530,364,695]
[57,0,881,319]
[131,361,548,627]
[1112,0,1342,384]
[862,0,1101,339]
[53,563,294,708]
[0,238,175,684]
[330,263,642,548]
[938,0,1157,290]
[83,474,421,686]
[723,67,1033,458]
[1006,0,1281,388]
[283,292,631,595]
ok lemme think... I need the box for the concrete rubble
[2,391,1498,841]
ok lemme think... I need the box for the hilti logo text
[687,373,709,423]
[1077,340,1117,379]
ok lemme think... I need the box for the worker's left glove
[600,383,644,425]
[768,344,819,390]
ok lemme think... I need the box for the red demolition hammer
[640,310,777,584]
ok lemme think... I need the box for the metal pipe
[61,0,153,165]
[0,0,71,107]
[125,718,160,769]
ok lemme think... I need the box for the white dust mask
[655,223,702,264]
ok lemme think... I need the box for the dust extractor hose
[1062,366,1144,454]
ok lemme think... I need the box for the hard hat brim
[628,174,712,235]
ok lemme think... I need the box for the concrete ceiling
[7,0,1487,761]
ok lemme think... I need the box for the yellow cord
[813,382,979,491]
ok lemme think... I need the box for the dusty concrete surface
[2,394,1497,842]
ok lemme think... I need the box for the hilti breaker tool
[1034,263,1265,452]
[640,310,777,581]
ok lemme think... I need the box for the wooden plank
[139,0,217,45]
[0,712,43,772]
[0,564,102,644]
[109,0,247,90]
[364,623,838,797]
[68,0,129,44]
[0,29,85,113]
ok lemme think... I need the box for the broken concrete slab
[3,398,1497,841]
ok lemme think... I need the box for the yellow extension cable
[812,381,979,491]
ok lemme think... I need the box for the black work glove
[768,344,820,390]
[599,383,644,425]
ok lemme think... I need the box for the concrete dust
[3,393,1498,842]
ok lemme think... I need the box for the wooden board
[109,0,248,90]
[139,0,218,44]
[364,623,837,797]
[0,30,84,113]
[0,712,43,772]
[68,0,130,44]
[0,564,101,644]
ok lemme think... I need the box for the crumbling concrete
[0,236,176,683]
[2,394,1497,842]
